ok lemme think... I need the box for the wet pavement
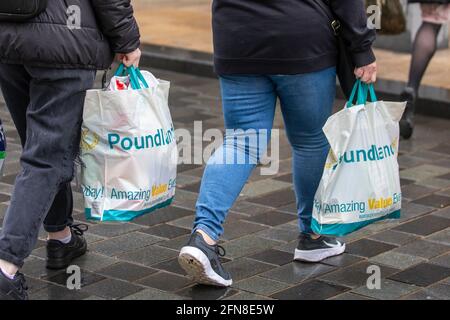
[0,68,449,300]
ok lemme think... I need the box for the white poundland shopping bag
[80,64,177,221]
[312,81,406,236]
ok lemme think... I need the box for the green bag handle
[346,79,378,108]
[114,64,149,90]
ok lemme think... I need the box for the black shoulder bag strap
[0,0,48,22]
[314,0,357,100]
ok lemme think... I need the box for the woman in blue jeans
[179,0,378,287]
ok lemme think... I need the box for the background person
[401,0,450,139]
[179,0,377,287]
[0,0,141,300]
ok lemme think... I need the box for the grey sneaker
[178,232,232,287]
[294,233,345,262]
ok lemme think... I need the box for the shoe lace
[215,244,226,257]
[15,272,28,292]
[70,223,88,236]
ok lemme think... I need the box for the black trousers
[0,63,95,267]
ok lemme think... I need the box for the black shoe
[294,233,345,262]
[178,232,232,287]
[46,224,88,270]
[400,87,416,140]
[0,270,28,300]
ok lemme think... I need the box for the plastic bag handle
[114,64,149,90]
[346,80,378,108]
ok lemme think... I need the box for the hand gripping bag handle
[114,64,149,90]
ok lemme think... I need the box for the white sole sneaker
[178,246,233,287]
[294,243,346,262]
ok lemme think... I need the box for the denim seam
[0,249,23,268]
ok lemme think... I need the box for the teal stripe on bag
[85,197,174,222]
[311,210,400,237]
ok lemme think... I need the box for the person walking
[179,0,377,287]
[0,0,141,300]
[401,0,450,139]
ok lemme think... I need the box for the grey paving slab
[351,279,420,300]
[430,253,450,268]
[88,223,143,238]
[31,284,91,300]
[346,239,398,258]
[121,288,185,300]
[141,223,190,239]
[233,276,290,296]
[255,225,299,243]
[329,292,375,300]
[224,291,274,300]
[222,258,276,282]
[368,230,420,246]
[176,285,238,300]
[393,215,450,236]
[319,262,400,289]
[369,251,427,269]
[89,232,163,256]
[402,282,450,300]
[271,279,349,300]
[136,271,193,291]
[222,220,267,240]
[388,263,450,287]
[117,245,179,267]
[426,228,450,246]
[248,249,294,266]
[83,278,144,300]
[393,239,450,259]
[260,262,336,285]
[222,235,282,259]
[97,262,158,282]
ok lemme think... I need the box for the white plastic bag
[312,81,406,236]
[80,64,178,221]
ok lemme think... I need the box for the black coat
[0,0,140,70]
[409,0,450,4]
[213,0,376,75]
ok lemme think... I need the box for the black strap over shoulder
[0,0,48,22]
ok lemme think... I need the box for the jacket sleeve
[90,0,140,54]
[329,0,376,67]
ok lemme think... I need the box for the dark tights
[407,21,443,94]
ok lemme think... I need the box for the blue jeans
[194,67,336,241]
[0,63,95,267]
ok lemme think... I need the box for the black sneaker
[399,87,416,140]
[0,270,28,300]
[178,232,232,287]
[46,224,88,270]
[294,233,345,262]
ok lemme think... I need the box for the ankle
[48,226,71,242]
[0,259,19,278]
[310,233,321,240]
[196,229,217,246]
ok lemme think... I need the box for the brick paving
[0,68,449,300]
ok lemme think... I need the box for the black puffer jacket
[409,0,450,3]
[0,0,140,70]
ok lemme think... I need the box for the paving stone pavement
[0,68,449,300]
